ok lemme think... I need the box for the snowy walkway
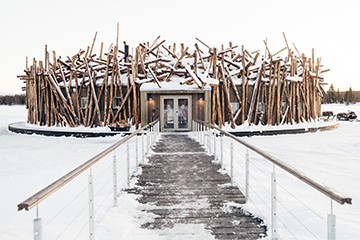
[128,133,266,239]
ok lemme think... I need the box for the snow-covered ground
[0,104,359,239]
[224,103,360,239]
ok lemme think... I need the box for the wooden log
[223,57,242,69]
[103,52,113,121]
[73,69,83,124]
[229,41,234,58]
[282,32,291,59]
[215,84,223,128]
[292,42,301,59]
[148,66,161,88]
[195,37,212,52]
[111,87,133,124]
[296,82,301,122]
[247,63,263,124]
[269,62,277,125]
[220,66,235,129]
[212,48,217,78]
[224,66,241,106]
[172,42,176,56]
[273,47,287,57]
[100,42,104,60]
[263,40,272,58]
[126,66,132,122]
[276,62,282,124]
[164,48,188,82]
[241,46,246,124]
[109,48,120,124]
[148,39,166,56]
[183,63,202,89]
[150,35,161,49]
[218,45,238,56]
[211,86,216,124]
[44,72,50,126]
[58,61,77,125]
[83,85,91,126]
[266,62,273,125]
[32,59,38,124]
[220,70,225,124]
[130,57,139,129]
[162,45,177,58]
[86,61,102,126]
[194,50,198,74]
[194,44,206,70]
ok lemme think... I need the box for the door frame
[160,95,192,131]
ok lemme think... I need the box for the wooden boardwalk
[129,133,266,239]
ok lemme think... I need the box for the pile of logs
[18,30,328,129]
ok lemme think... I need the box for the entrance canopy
[140,87,211,131]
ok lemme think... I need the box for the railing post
[271,164,277,240]
[88,168,95,240]
[152,125,155,144]
[141,133,145,164]
[201,124,205,145]
[214,130,217,160]
[220,133,223,168]
[33,205,42,240]
[149,126,152,146]
[151,125,154,145]
[135,135,138,168]
[147,130,150,155]
[197,122,200,141]
[328,200,336,240]
[203,125,206,147]
[113,152,117,207]
[208,126,212,154]
[230,141,234,185]
[126,142,130,188]
[245,148,250,200]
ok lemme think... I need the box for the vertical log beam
[131,56,139,129]
[241,46,246,124]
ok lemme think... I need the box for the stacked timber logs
[18,32,328,129]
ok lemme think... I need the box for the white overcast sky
[0,0,359,94]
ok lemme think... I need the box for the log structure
[18,32,328,129]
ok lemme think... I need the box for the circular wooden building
[18,34,327,131]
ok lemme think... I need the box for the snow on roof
[140,76,211,91]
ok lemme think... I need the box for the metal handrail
[17,119,159,211]
[195,120,352,205]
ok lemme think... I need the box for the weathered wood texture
[127,133,266,239]
[18,33,327,128]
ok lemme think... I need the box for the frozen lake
[0,104,359,239]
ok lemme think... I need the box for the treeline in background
[0,87,358,105]
[323,85,359,104]
[0,94,26,105]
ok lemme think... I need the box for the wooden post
[215,84,223,128]
[220,65,235,128]
[131,57,139,129]
[241,46,246,124]
[86,61,102,126]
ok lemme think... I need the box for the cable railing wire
[276,198,322,240]
[276,181,327,222]
[193,120,352,240]
[55,201,89,240]
[44,184,88,228]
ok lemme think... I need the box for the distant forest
[0,94,26,105]
[323,85,360,104]
[0,87,359,105]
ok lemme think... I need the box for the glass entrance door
[161,96,191,131]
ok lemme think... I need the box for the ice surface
[1,104,360,239]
